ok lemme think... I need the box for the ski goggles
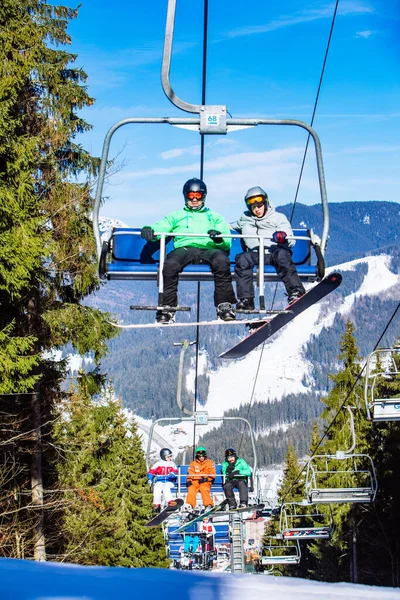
[196,450,207,457]
[246,195,266,205]
[186,191,204,200]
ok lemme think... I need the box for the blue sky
[66,0,400,224]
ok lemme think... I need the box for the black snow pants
[162,247,236,308]
[223,478,248,508]
[234,246,305,300]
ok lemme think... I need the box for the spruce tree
[355,348,400,586]
[0,0,117,560]
[308,320,367,583]
[53,386,168,567]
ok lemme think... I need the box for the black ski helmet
[225,448,237,459]
[183,178,207,210]
[195,446,207,459]
[160,447,173,460]
[244,186,268,212]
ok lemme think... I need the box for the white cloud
[124,147,304,179]
[221,2,373,40]
[356,29,373,38]
[160,145,201,160]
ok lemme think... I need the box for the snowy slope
[132,254,399,457]
[205,255,399,416]
[2,557,400,600]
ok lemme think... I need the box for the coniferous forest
[0,0,166,566]
[1,0,400,591]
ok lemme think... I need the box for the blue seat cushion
[106,228,316,279]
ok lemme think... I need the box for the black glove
[141,226,156,241]
[186,479,192,487]
[207,229,223,244]
[226,472,234,481]
[199,477,209,484]
[232,470,240,477]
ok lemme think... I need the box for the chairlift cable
[280,300,400,506]
[289,0,340,223]
[236,0,340,458]
[193,0,209,458]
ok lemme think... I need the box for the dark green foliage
[0,0,118,560]
[53,388,168,567]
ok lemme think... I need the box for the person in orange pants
[185,447,216,509]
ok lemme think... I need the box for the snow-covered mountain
[98,215,129,240]
[203,255,399,416]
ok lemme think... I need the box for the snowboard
[173,500,229,534]
[283,527,331,539]
[214,502,265,517]
[220,272,342,359]
[145,498,184,527]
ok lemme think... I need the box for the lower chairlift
[305,407,378,504]
[280,500,334,540]
[364,347,400,422]
[260,536,301,567]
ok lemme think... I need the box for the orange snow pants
[186,480,213,508]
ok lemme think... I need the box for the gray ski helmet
[183,177,207,210]
[244,186,268,211]
[160,448,173,460]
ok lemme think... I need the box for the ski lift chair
[364,348,400,422]
[260,536,301,566]
[99,228,323,282]
[279,500,334,540]
[305,407,378,504]
[145,414,260,502]
[93,0,330,314]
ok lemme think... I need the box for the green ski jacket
[221,457,252,478]
[146,206,232,253]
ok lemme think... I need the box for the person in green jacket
[141,178,236,323]
[221,448,252,509]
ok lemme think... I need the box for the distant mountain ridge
[277,200,400,266]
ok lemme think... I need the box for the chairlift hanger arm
[162,0,203,114]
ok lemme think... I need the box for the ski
[173,500,229,534]
[220,272,342,359]
[144,498,184,527]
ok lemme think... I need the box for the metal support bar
[146,416,257,475]
[93,118,329,259]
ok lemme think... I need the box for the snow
[203,255,399,416]
[363,214,371,224]
[2,557,400,600]
[138,254,399,458]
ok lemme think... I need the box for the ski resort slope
[2,558,400,600]
[205,255,399,416]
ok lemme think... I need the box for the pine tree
[53,386,168,567]
[277,443,304,503]
[0,0,117,560]
[355,347,400,586]
[308,320,368,583]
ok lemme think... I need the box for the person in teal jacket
[141,178,236,323]
[221,448,252,509]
